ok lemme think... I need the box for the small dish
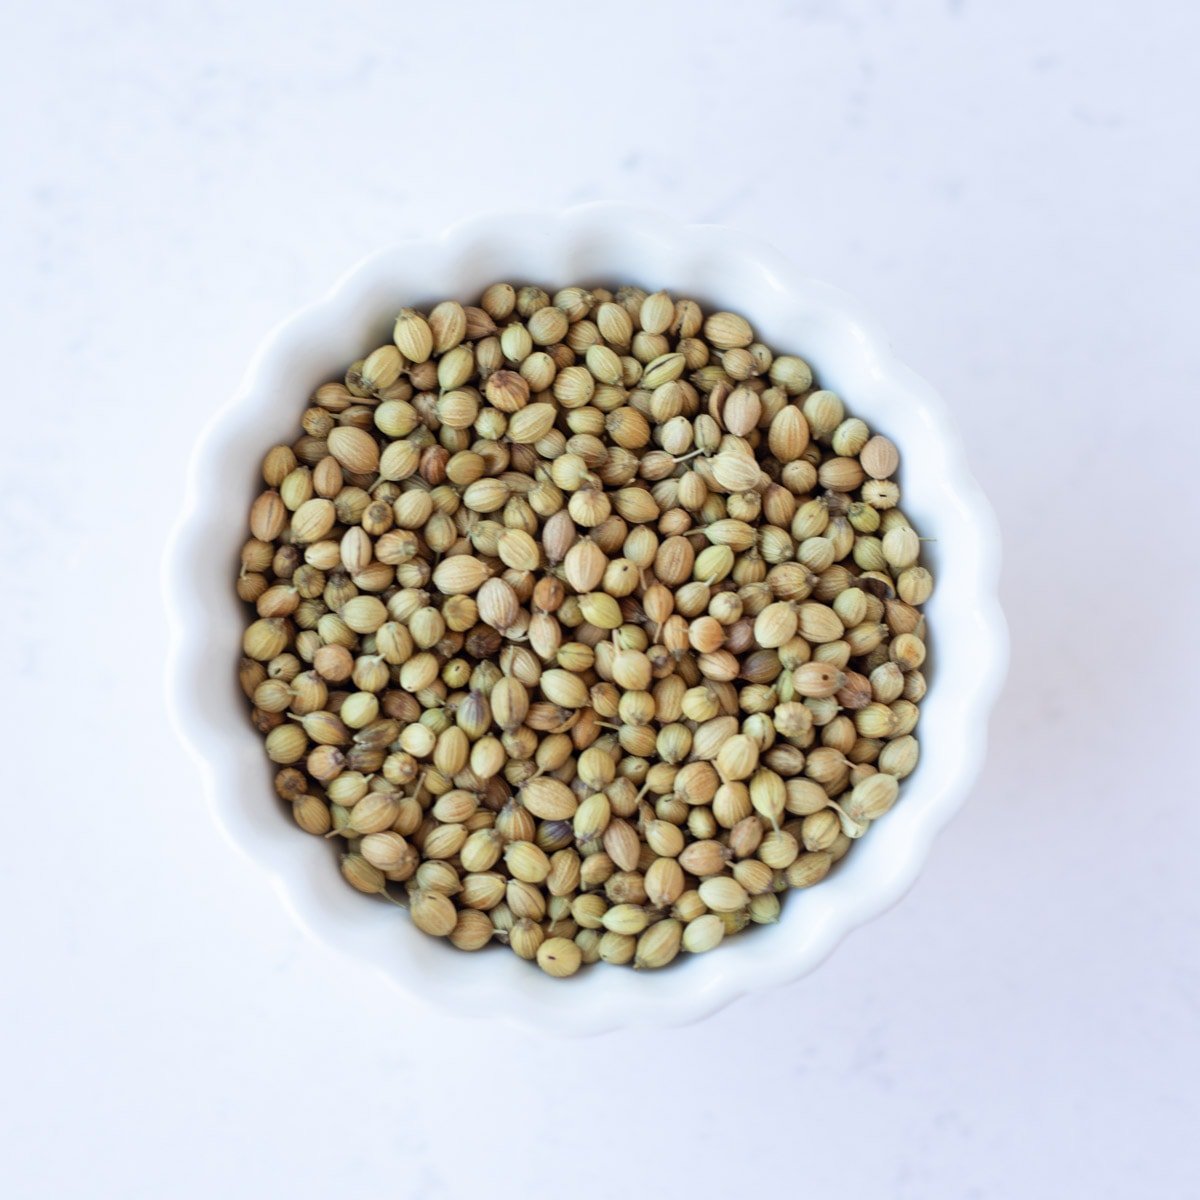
[162,203,1007,1035]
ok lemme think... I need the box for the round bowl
[162,203,1007,1035]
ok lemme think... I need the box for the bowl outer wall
[162,204,1008,1035]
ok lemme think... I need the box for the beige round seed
[682,912,725,954]
[573,792,611,841]
[603,819,641,873]
[711,451,767,492]
[754,601,799,649]
[786,851,832,888]
[698,876,749,913]
[340,595,387,634]
[410,889,457,937]
[578,592,622,629]
[243,617,289,661]
[860,434,899,479]
[504,840,551,884]
[508,403,558,444]
[678,839,730,877]
[601,903,651,935]
[704,311,753,349]
[459,872,506,910]
[509,917,544,960]
[769,355,813,394]
[644,857,685,908]
[393,308,433,363]
[290,498,336,543]
[520,777,578,821]
[432,555,491,595]
[264,723,308,764]
[528,307,569,346]
[538,667,590,709]
[327,426,379,474]
[844,772,900,820]
[449,909,494,951]
[716,735,759,782]
[460,828,503,873]
[497,528,540,571]
[536,936,582,977]
[635,919,682,969]
[423,823,468,860]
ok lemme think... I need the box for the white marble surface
[2,1,1197,1196]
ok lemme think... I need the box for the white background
[2,1,1197,1197]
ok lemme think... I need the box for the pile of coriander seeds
[237,283,931,978]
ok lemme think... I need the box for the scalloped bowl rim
[162,203,1007,1036]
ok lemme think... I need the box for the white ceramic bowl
[163,204,1007,1035]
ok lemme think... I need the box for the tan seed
[327,426,379,474]
[536,936,582,977]
[410,889,457,937]
[603,818,641,872]
[521,776,578,821]
[635,918,682,969]
[698,876,749,913]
